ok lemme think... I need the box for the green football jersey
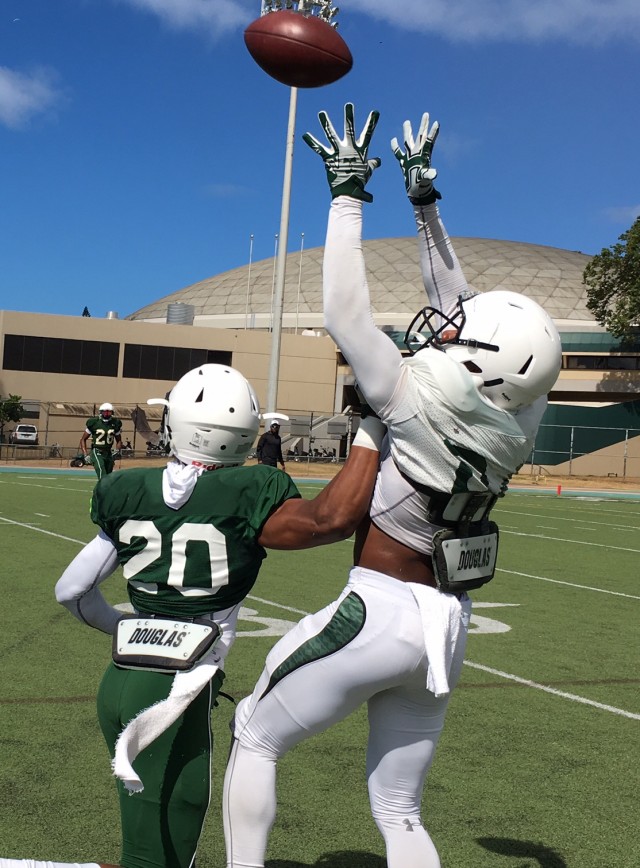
[91,464,300,617]
[86,416,123,453]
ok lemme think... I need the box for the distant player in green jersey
[80,402,124,479]
[0,364,384,868]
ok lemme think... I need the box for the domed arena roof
[127,236,595,330]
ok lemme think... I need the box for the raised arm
[257,416,384,550]
[323,197,405,410]
[392,113,471,320]
[304,103,404,414]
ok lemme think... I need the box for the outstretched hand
[303,102,381,203]
[391,112,441,206]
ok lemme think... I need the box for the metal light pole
[265,84,297,411]
[260,0,342,412]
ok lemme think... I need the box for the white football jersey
[380,347,544,494]
[368,349,545,555]
[323,195,549,554]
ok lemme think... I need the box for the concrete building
[2,235,640,473]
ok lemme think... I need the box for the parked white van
[9,424,39,445]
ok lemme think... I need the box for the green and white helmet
[407,290,562,410]
[149,364,260,468]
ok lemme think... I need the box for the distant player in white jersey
[223,104,563,868]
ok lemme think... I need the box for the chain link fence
[2,403,640,479]
[529,424,640,478]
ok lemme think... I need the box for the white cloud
[348,0,640,44]
[111,0,640,44]
[604,205,640,224]
[0,67,65,129]
[204,182,251,197]
[437,130,481,166]
[115,0,252,38]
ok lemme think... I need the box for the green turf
[1,474,638,867]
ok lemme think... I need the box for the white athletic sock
[223,740,277,868]
[0,860,101,868]
[375,818,441,868]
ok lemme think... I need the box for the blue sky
[2,0,639,318]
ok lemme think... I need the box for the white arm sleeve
[323,196,404,413]
[54,531,121,635]
[414,202,471,322]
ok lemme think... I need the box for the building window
[3,334,119,376]
[123,344,232,380]
[565,355,640,371]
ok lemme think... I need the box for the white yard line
[0,480,93,493]
[462,661,640,721]
[497,507,640,531]
[0,515,87,545]
[497,568,640,599]
[502,529,640,553]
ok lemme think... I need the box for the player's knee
[370,786,424,836]
[234,725,280,759]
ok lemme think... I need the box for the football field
[0,468,639,868]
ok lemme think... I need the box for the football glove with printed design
[303,103,381,203]
[391,113,441,206]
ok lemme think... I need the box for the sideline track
[1,465,640,501]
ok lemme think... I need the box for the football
[244,10,353,88]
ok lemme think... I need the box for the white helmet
[99,402,114,419]
[148,364,260,468]
[406,290,562,410]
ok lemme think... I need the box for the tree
[584,217,640,339]
[0,394,24,443]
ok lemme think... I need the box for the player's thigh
[92,450,106,478]
[98,665,222,868]
[366,683,449,818]
[235,588,424,757]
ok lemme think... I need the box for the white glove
[391,112,441,206]
[303,103,381,203]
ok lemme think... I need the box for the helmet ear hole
[518,355,533,375]
[442,290,561,409]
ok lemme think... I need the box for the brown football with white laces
[244,10,353,88]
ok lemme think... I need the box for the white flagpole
[244,233,254,330]
[295,231,305,334]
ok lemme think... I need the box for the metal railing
[4,408,640,479]
[529,424,640,478]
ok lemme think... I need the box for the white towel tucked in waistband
[407,583,467,698]
[112,647,223,793]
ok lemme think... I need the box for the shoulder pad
[405,348,483,413]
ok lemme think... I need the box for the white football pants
[223,567,471,868]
